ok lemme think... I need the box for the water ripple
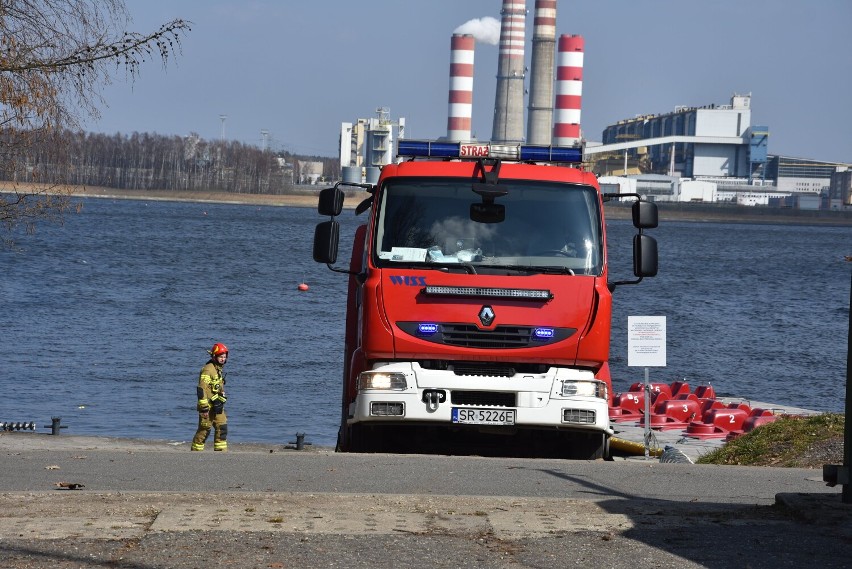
[0,202,848,446]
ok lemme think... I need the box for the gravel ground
[2,519,851,569]
[790,436,845,468]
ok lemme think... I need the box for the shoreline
[0,431,332,454]
[74,188,852,226]
[0,182,852,227]
[72,186,332,208]
[3,182,850,225]
[0,397,826,464]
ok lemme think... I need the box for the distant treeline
[0,129,340,194]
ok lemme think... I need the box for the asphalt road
[1,433,850,568]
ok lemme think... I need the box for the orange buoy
[298,283,309,291]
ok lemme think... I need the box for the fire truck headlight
[561,380,607,399]
[358,372,408,391]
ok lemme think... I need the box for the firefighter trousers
[191,409,228,451]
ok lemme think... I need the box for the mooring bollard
[288,432,311,450]
[43,417,68,435]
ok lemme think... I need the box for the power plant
[335,0,850,209]
[344,0,585,172]
[446,0,583,147]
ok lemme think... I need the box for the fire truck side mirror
[318,187,345,217]
[633,234,658,277]
[632,200,658,229]
[313,220,340,264]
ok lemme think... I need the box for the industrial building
[587,93,851,209]
[339,108,405,184]
[334,0,850,210]
[592,94,766,180]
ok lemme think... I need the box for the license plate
[451,408,516,425]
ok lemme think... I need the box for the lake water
[1,198,849,447]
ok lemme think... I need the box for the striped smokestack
[491,0,526,143]
[447,34,475,142]
[526,0,557,145]
[553,34,584,146]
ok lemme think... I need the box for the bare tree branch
[0,0,190,239]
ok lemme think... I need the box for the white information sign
[627,316,667,367]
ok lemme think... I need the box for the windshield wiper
[386,261,477,274]
[428,262,477,274]
[489,264,575,275]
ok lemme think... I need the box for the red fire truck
[314,140,657,459]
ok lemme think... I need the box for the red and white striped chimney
[447,34,475,142]
[553,34,584,146]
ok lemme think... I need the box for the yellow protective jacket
[196,361,226,413]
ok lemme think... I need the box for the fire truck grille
[451,390,516,407]
[452,362,515,377]
[396,322,576,350]
[438,324,532,348]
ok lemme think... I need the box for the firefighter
[191,342,229,451]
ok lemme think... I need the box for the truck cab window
[375,179,603,275]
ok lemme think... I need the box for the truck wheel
[597,435,611,460]
[338,423,363,453]
[583,433,609,460]
[572,432,609,460]
[347,424,366,452]
[348,424,389,453]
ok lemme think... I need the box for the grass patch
[697,413,845,467]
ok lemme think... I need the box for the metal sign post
[628,316,667,458]
[823,271,851,501]
[644,367,652,457]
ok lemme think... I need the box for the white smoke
[454,17,501,45]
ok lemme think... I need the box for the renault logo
[478,305,495,326]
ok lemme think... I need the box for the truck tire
[347,423,367,453]
[596,434,611,460]
[571,432,609,460]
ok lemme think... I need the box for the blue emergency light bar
[397,140,583,164]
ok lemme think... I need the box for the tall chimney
[526,0,557,145]
[447,34,475,142]
[491,0,526,143]
[553,34,584,146]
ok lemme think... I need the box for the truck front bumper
[349,362,612,435]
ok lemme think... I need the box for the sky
[87,0,852,163]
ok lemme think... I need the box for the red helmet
[209,343,229,357]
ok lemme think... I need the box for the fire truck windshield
[374,179,603,276]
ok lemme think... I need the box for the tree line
[0,0,339,238]
[1,0,191,235]
[1,129,341,195]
